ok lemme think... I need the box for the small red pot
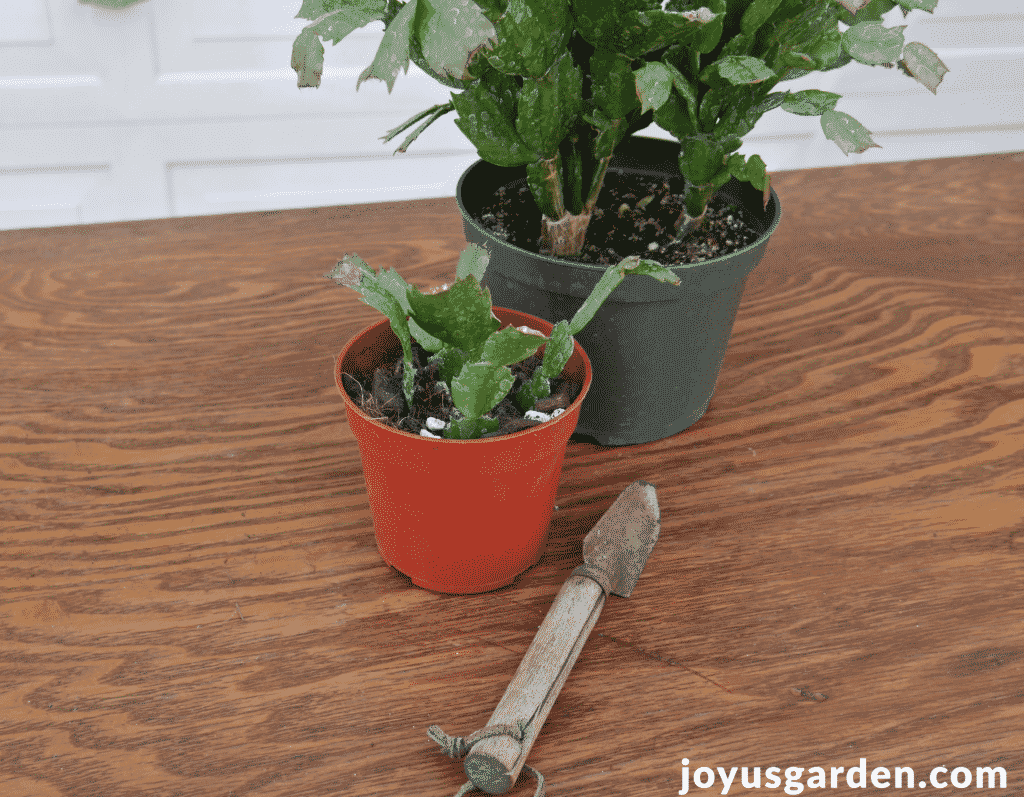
[336,308,592,594]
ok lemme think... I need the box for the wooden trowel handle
[463,575,606,795]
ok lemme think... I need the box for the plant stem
[539,152,613,258]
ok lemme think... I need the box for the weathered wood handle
[463,575,606,794]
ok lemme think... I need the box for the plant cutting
[327,241,680,439]
[330,242,677,593]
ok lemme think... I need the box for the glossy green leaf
[356,0,416,92]
[740,0,785,36]
[455,242,490,283]
[700,56,776,88]
[679,136,724,185]
[898,42,949,94]
[305,0,387,45]
[485,0,570,77]
[451,362,515,418]
[446,415,502,439]
[653,93,698,139]
[590,49,641,120]
[897,0,938,11]
[574,0,720,58]
[842,21,906,65]
[450,79,533,167]
[514,369,551,413]
[480,325,548,368]
[414,0,497,82]
[292,28,326,88]
[634,62,674,115]
[780,89,841,116]
[405,275,501,354]
[516,51,583,156]
[821,109,882,155]
[539,320,574,380]
[568,258,680,336]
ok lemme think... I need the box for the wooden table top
[2,151,1023,797]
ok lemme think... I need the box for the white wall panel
[0,0,1021,232]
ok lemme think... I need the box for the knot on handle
[427,721,545,797]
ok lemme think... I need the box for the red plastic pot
[336,308,593,594]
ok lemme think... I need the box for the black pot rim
[455,133,783,274]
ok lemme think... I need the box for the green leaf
[414,0,497,83]
[740,0,785,36]
[590,49,641,120]
[700,56,776,88]
[356,0,416,92]
[292,28,326,88]
[574,0,720,58]
[480,325,548,368]
[582,108,627,161]
[455,242,490,283]
[514,369,551,413]
[842,21,906,65]
[698,89,723,133]
[821,109,882,155]
[680,136,726,187]
[409,319,444,353]
[653,93,698,139]
[898,42,949,94]
[568,258,680,336]
[446,415,501,439]
[450,79,533,167]
[451,362,515,418]
[539,320,573,379]
[485,0,571,78]
[327,254,416,405]
[516,50,583,156]
[634,62,674,115]
[306,0,387,45]
[781,89,842,116]
[405,275,501,354]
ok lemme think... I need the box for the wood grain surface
[2,151,1023,797]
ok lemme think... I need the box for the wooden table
[2,152,1023,797]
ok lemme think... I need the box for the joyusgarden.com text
[679,758,1008,794]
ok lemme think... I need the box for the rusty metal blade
[581,480,660,598]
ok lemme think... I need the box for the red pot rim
[335,308,593,443]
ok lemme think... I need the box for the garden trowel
[428,479,661,796]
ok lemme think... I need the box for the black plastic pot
[456,134,783,446]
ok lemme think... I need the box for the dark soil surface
[341,338,580,440]
[475,167,764,266]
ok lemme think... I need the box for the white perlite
[425,417,448,431]
[420,429,441,439]
[551,408,565,417]
[524,410,551,422]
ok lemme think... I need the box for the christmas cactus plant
[325,243,680,439]
[292,0,949,257]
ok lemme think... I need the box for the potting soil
[341,339,580,439]
[476,167,763,266]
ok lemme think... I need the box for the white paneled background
[1,0,1022,232]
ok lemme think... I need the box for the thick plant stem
[539,154,614,258]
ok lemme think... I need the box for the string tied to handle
[427,721,545,797]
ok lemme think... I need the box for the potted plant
[327,241,679,593]
[290,0,949,444]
